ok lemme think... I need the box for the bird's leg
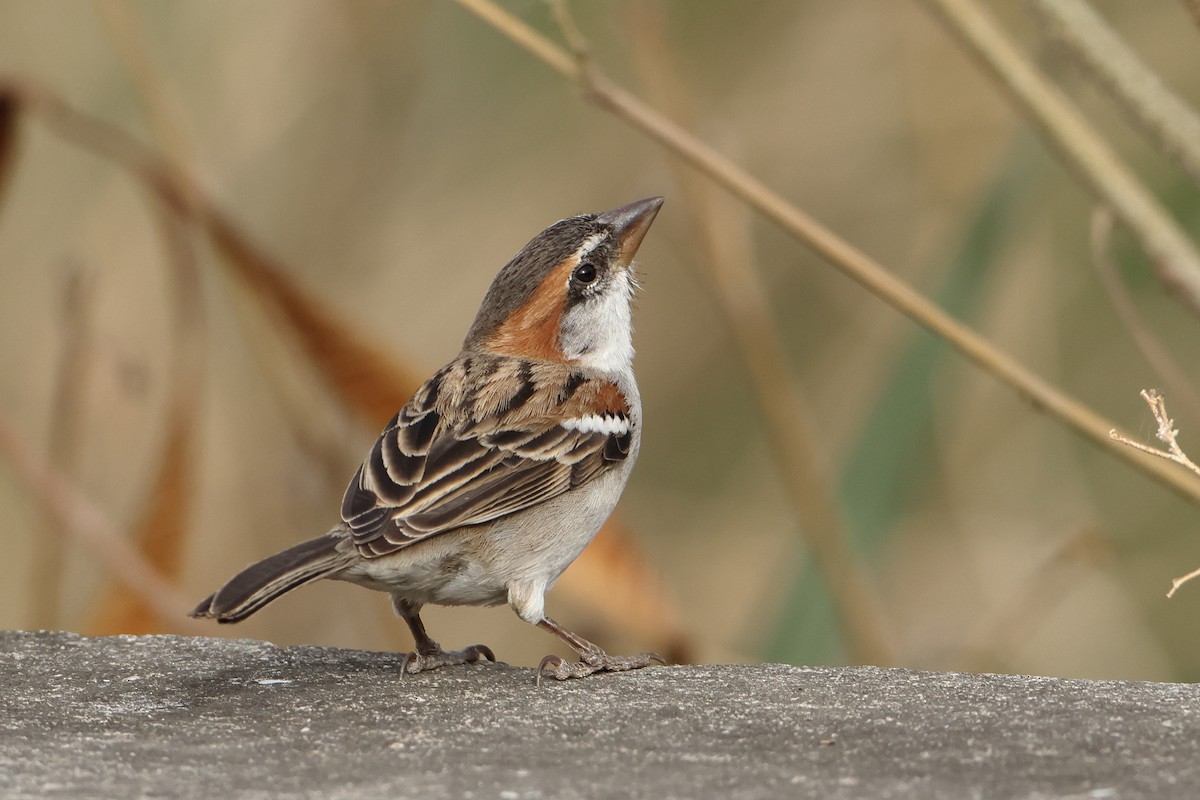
[391,596,496,675]
[535,616,665,684]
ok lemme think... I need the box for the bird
[192,196,665,682]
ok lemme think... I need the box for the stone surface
[1,631,1198,799]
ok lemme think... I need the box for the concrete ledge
[2,631,1197,799]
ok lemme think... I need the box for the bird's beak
[596,196,664,267]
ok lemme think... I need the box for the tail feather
[191,534,350,623]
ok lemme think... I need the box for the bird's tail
[190,533,352,623]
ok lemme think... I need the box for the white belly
[333,460,633,610]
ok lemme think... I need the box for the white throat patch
[558,269,635,374]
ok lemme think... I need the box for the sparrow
[192,196,665,682]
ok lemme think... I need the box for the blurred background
[2,0,1199,681]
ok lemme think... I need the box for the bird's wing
[340,358,634,558]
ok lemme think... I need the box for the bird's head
[465,196,663,374]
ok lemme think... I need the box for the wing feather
[339,358,634,558]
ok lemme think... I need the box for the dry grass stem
[97,0,197,178]
[1091,209,1200,421]
[545,0,593,83]
[1025,0,1200,186]
[29,266,95,629]
[919,0,1200,316]
[1169,565,1200,599]
[1109,389,1200,475]
[1109,389,1200,598]
[621,2,894,665]
[0,416,206,632]
[451,0,1200,507]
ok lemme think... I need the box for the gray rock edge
[2,631,1197,800]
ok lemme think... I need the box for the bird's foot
[399,643,497,676]
[536,649,665,685]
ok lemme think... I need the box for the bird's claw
[534,650,666,686]
[399,643,497,678]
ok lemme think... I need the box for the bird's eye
[573,262,598,284]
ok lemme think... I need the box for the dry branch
[1109,390,1200,476]
[450,0,1200,509]
[1109,389,1200,597]
[1025,0,1200,187]
[919,0,1200,316]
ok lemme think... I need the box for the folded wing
[341,359,633,558]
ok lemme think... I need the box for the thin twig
[1109,389,1200,598]
[545,0,593,87]
[1024,0,1200,187]
[1169,566,1200,598]
[11,80,194,213]
[918,0,1200,316]
[1109,389,1200,475]
[1091,208,1200,422]
[96,0,197,181]
[449,0,1200,507]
